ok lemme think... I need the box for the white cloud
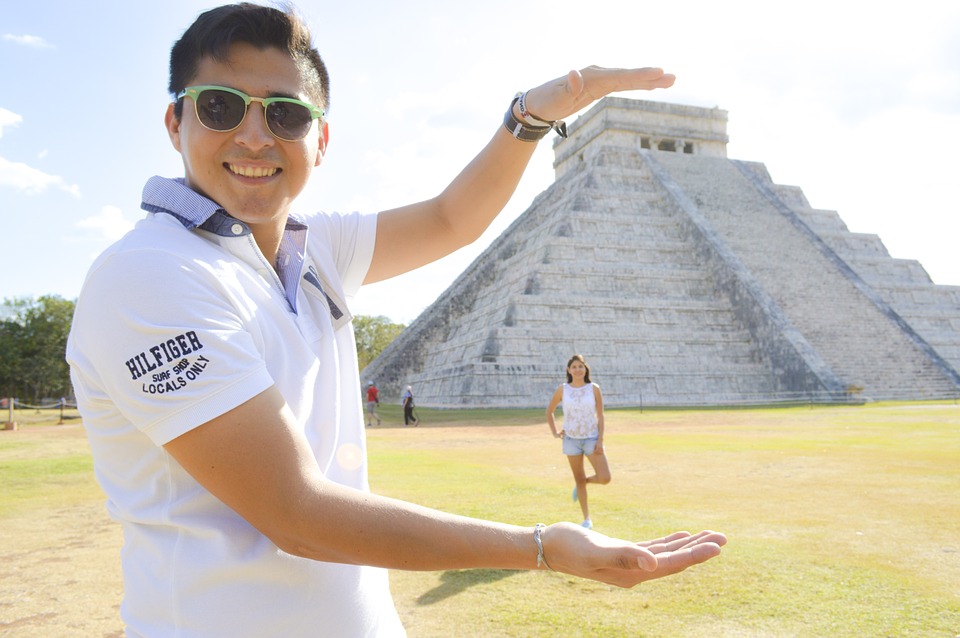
[75,205,135,241]
[0,108,22,139]
[0,155,81,197]
[2,33,53,48]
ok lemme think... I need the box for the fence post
[3,397,16,431]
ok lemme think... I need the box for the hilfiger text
[124,331,204,380]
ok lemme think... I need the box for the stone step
[650,152,959,397]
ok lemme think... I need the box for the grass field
[2,403,958,637]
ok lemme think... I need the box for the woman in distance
[546,354,611,529]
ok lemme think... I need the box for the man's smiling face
[166,42,327,244]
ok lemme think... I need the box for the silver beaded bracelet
[534,523,552,570]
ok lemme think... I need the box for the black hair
[565,354,592,384]
[169,2,329,119]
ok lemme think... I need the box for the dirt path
[0,501,123,637]
[1,422,123,637]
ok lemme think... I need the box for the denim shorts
[563,436,598,456]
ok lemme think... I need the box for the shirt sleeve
[68,246,275,446]
[303,210,377,298]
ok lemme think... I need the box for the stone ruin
[361,97,960,407]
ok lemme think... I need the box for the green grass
[374,403,546,427]
[0,455,96,515]
[369,404,960,637]
[2,404,958,636]
[0,410,101,516]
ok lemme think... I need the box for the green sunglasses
[177,85,324,142]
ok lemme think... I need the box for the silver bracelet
[534,523,552,570]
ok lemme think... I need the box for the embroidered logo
[122,331,212,395]
[124,331,204,380]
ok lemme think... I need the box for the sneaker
[572,486,578,502]
[581,519,593,530]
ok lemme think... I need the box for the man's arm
[164,386,725,585]
[364,66,675,284]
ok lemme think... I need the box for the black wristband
[503,96,552,142]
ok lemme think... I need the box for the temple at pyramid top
[554,97,730,179]
[362,97,960,408]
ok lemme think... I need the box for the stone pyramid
[362,97,960,407]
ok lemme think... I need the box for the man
[401,385,419,426]
[366,381,381,427]
[66,3,726,636]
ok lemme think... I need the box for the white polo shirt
[66,177,404,637]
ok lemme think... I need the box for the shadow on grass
[416,569,520,605]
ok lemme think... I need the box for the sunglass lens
[196,89,245,131]
[266,101,313,140]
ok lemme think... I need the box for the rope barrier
[10,399,68,410]
[1,398,81,426]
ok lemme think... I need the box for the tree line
[0,296,405,404]
[0,296,74,404]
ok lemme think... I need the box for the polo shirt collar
[141,176,221,229]
[140,176,311,314]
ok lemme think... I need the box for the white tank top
[562,383,598,438]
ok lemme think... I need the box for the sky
[2,1,958,325]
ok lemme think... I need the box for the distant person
[546,354,610,530]
[365,381,381,427]
[401,385,419,426]
[66,3,725,635]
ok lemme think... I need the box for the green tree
[0,302,26,401]
[353,315,405,372]
[0,296,75,403]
